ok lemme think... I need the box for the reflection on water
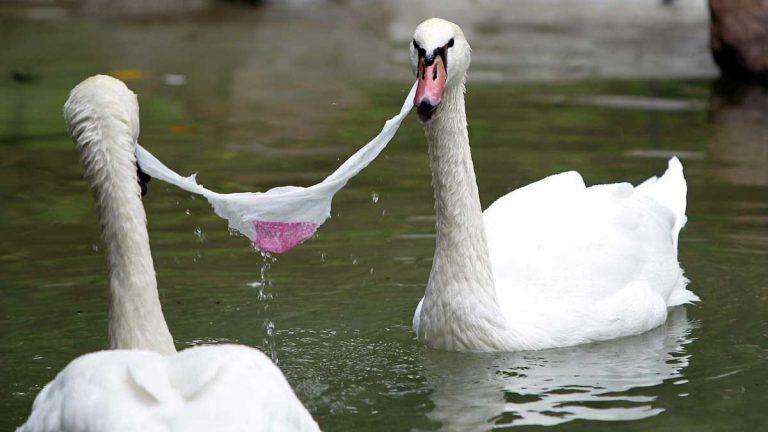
[422,309,693,430]
[709,81,768,187]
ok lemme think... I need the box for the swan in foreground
[18,76,319,432]
[409,18,699,352]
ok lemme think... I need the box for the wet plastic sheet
[136,82,417,254]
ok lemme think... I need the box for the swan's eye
[447,38,454,48]
[413,40,426,57]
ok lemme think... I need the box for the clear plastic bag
[136,82,417,253]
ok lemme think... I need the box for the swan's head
[410,18,471,124]
[64,75,151,197]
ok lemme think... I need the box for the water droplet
[185,209,191,215]
[259,250,276,262]
[263,319,278,363]
[257,285,274,302]
[320,251,326,262]
[371,191,379,203]
[352,257,358,265]
[163,73,187,86]
[91,244,99,252]
[193,227,206,243]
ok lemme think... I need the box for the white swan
[18,75,320,432]
[409,18,699,352]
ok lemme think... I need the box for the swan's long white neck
[66,87,175,355]
[417,78,514,351]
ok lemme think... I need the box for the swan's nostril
[416,99,439,124]
[417,100,437,112]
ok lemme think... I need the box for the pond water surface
[1,3,767,431]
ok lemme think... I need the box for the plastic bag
[136,82,417,254]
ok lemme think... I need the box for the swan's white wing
[483,159,697,348]
[18,345,320,432]
[635,157,687,247]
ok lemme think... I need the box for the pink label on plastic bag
[253,221,319,254]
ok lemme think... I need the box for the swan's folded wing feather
[169,345,320,432]
[18,346,320,432]
[18,350,170,432]
[634,157,687,246]
[482,162,693,343]
[484,171,586,223]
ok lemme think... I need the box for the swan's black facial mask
[136,161,151,197]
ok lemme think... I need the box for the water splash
[256,252,278,363]
[193,227,206,243]
[263,319,278,364]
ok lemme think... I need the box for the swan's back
[483,158,698,349]
[18,345,320,432]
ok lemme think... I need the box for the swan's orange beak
[415,55,446,124]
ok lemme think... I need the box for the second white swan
[409,18,699,352]
[18,76,320,432]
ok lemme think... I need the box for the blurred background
[1,1,767,431]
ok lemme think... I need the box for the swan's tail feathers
[667,274,700,307]
[636,157,688,247]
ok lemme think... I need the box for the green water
[2,9,768,432]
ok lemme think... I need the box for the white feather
[18,346,318,432]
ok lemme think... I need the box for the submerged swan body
[409,19,699,352]
[18,76,319,432]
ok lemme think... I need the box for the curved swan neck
[419,77,512,351]
[425,80,486,258]
[67,89,175,355]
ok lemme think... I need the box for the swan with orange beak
[410,18,471,124]
[408,18,697,353]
